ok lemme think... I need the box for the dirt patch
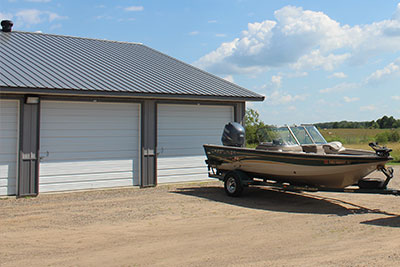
[1,167,400,266]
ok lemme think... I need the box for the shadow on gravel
[173,186,397,217]
[361,216,400,228]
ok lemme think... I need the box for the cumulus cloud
[195,5,400,75]
[271,75,282,88]
[25,0,51,2]
[15,9,67,26]
[0,12,13,21]
[319,82,358,93]
[291,50,350,71]
[366,58,400,83]
[328,72,347,79]
[124,6,144,12]
[223,75,234,83]
[343,96,359,102]
[267,90,306,105]
[360,105,377,111]
[392,95,400,100]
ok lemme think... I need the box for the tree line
[315,116,400,129]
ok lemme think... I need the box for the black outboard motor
[221,122,245,147]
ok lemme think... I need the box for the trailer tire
[224,171,244,197]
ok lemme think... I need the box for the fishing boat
[204,122,394,194]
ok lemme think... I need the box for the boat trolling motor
[221,122,245,147]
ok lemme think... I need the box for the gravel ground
[1,166,400,266]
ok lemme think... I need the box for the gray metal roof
[0,31,264,101]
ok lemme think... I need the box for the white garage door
[39,101,140,193]
[157,104,233,183]
[0,100,19,196]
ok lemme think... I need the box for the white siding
[0,100,18,196]
[39,101,140,192]
[157,104,233,183]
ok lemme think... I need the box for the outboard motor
[221,122,245,147]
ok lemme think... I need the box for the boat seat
[301,144,325,154]
[322,141,345,154]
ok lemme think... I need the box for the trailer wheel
[224,171,244,197]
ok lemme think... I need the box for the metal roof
[0,31,264,101]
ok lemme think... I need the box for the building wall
[0,93,245,196]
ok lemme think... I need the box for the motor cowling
[221,122,245,147]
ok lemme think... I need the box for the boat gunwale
[203,144,393,162]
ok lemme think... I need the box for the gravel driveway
[1,166,400,266]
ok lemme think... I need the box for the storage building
[0,21,264,196]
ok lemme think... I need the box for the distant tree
[245,108,265,144]
[369,121,380,129]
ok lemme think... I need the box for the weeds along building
[0,20,264,197]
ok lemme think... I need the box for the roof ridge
[7,30,143,45]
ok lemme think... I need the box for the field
[319,128,400,162]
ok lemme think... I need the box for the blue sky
[2,0,400,125]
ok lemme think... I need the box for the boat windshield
[257,126,298,146]
[257,125,327,146]
[303,125,327,144]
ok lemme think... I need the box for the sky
[1,0,400,125]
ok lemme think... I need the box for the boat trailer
[206,161,399,197]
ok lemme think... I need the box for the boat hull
[204,144,391,188]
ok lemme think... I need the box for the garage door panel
[41,129,138,138]
[157,155,205,169]
[39,178,132,193]
[40,101,140,192]
[40,159,135,176]
[41,137,138,151]
[158,173,209,184]
[40,151,138,162]
[39,171,133,185]
[0,100,18,196]
[157,104,233,183]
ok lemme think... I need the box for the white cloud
[271,75,282,88]
[267,90,306,105]
[291,50,350,71]
[15,9,67,26]
[189,31,199,36]
[0,12,13,21]
[223,75,234,83]
[360,105,377,111]
[319,82,358,93]
[366,58,400,83]
[392,96,400,100]
[328,72,347,79]
[343,96,359,102]
[215,33,227,37]
[25,0,51,2]
[124,6,144,12]
[195,5,400,75]
[208,20,217,23]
